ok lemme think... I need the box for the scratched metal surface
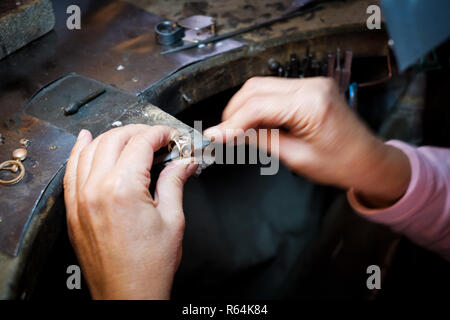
[0,115,75,256]
[130,0,376,44]
[0,0,241,256]
[25,73,201,139]
[25,74,138,137]
[6,74,208,256]
[0,0,242,117]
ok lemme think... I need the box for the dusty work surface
[0,0,387,299]
[129,0,387,113]
[129,0,378,45]
[0,0,55,59]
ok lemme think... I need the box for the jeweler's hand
[205,77,410,208]
[63,125,197,300]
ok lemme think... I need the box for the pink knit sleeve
[347,140,450,260]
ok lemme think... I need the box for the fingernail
[186,163,198,175]
[77,129,88,140]
[170,129,180,141]
[203,126,218,139]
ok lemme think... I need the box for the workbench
[0,0,394,300]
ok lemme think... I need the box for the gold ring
[168,139,183,158]
[0,160,25,185]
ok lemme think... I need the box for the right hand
[204,77,410,208]
[64,125,197,299]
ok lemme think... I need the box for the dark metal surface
[6,72,210,257]
[64,88,106,115]
[0,115,75,256]
[0,0,241,256]
[0,0,242,117]
[24,73,205,137]
[0,0,397,298]
[160,4,323,54]
[25,74,138,137]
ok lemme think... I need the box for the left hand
[63,124,197,299]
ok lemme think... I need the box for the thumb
[154,159,198,226]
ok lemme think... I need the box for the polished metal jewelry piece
[19,138,30,147]
[0,160,25,185]
[0,144,28,186]
[168,134,192,159]
[12,148,27,161]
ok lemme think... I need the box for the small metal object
[268,58,281,72]
[155,20,185,46]
[8,164,19,173]
[334,48,342,88]
[0,160,25,185]
[19,138,29,147]
[310,59,320,76]
[0,147,28,186]
[301,45,311,77]
[327,53,335,77]
[179,15,216,43]
[289,53,299,77]
[64,88,106,115]
[168,135,193,159]
[12,148,27,161]
[340,49,353,93]
[284,62,291,78]
[349,82,358,108]
[155,134,210,166]
[277,65,285,77]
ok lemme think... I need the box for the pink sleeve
[347,140,450,260]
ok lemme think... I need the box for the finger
[154,159,198,227]
[64,129,92,215]
[112,126,176,188]
[86,124,156,185]
[205,94,292,143]
[277,132,312,167]
[76,136,100,191]
[222,77,303,121]
[250,128,279,153]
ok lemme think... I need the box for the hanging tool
[160,3,324,55]
[340,49,353,93]
[327,53,335,78]
[289,54,299,77]
[333,48,342,86]
[349,82,358,108]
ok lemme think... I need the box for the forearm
[351,139,411,208]
[348,140,450,260]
